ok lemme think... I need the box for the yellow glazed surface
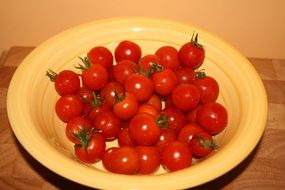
[7,18,267,190]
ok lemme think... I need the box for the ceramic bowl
[7,18,267,190]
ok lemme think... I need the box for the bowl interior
[7,18,267,190]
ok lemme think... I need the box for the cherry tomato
[112,92,139,120]
[155,46,180,70]
[55,94,83,122]
[185,104,202,123]
[65,116,93,144]
[111,60,138,84]
[124,73,154,102]
[81,63,108,91]
[77,86,93,104]
[178,33,205,69]
[177,123,205,144]
[171,83,200,111]
[151,68,178,96]
[146,94,162,111]
[175,67,195,84]
[138,103,159,117]
[115,40,142,64]
[129,113,161,146]
[160,106,186,133]
[161,141,192,171]
[109,146,140,174]
[140,54,161,72]
[189,131,216,158]
[197,102,228,135]
[87,46,113,70]
[155,128,177,152]
[100,81,124,106]
[93,111,121,140]
[135,146,161,174]
[102,147,118,172]
[118,128,135,147]
[193,71,219,104]
[74,133,106,164]
[46,69,80,96]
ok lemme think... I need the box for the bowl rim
[7,17,268,190]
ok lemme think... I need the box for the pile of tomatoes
[47,33,228,174]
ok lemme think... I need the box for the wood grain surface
[0,47,284,190]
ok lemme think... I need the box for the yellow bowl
[7,18,267,189]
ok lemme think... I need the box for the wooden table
[0,47,284,190]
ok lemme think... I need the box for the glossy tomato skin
[186,104,201,123]
[197,102,228,135]
[175,67,195,84]
[55,94,83,122]
[114,40,142,64]
[138,103,159,117]
[74,133,106,164]
[189,131,216,158]
[82,63,108,91]
[178,37,205,69]
[146,94,162,111]
[52,70,80,96]
[109,146,140,174]
[111,60,138,84]
[171,83,200,111]
[102,147,118,172]
[65,116,93,144]
[140,54,161,72]
[155,128,177,152]
[87,46,113,70]
[93,111,121,140]
[118,128,135,147]
[161,141,192,172]
[177,123,205,144]
[193,75,219,104]
[77,86,93,104]
[135,146,161,174]
[83,101,111,124]
[160,106,187,133]
[129,113,161,146]
[99,81,124,106]
[112,92,139,120]
[151,69,178,96]
[155,46,180,71]
[124,73,154,102]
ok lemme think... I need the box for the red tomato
[114,40,142,64]
[185,104,202,123]
[124,73,154,102]
[197,102,228,135]
[112,92,139,120]
[171,83,200,111]
[102,147,118,172]
[175,67,195,84]
[138,103,159,117]
[146,94,162,111]
[151,69,178,96]
[74,133,106,164]
[160,106,187,133]
[65,116,93,144]
[129,113,161,146]
[189,131,216,158]
[111,60,138,84]
[77,86,93,104]
[155,46,180,70]
[161,141,192,171]
[87,46,113,70]
[100,81,124,106]
[55,94,83,122]
[47,69,80,96]
[140,54,161,72]
[177,123,205,144]
[81,63,108,91]
[109,146,140,174]
[118,128,135,147]
[135,146,161,174]
[193,72,219,104]
[93,111,121,140]
[178,33,205,69]
[155,128,177,152]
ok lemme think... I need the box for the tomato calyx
[195,69,206,78]
[195,135,217,149]
[46,69,57,82]
[138,62,163,77]
[73,127,95,150]
[75,57,91,70]
[191,32,204,49]
[113,90,125,103]
[155,115,169,128]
